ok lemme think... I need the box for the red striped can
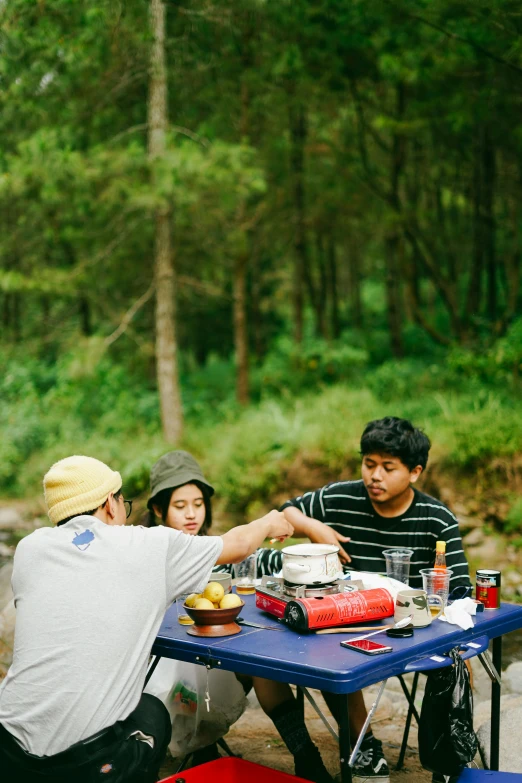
[476,569,501,609]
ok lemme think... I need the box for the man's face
[361,452,422,504]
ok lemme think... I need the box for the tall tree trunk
[250,250,264,360]
[385,234,404,357]
[289,101,307,344]
[327,238,340,339]
[315,233,328,338]
[12,293,20,342]
[483,129,496,321]
[348,242,363,329]
[385,83,406,357]
[148,0,183,443]
[232,34,253,405]
[79,297,91,337]
[234,252,249,404]
[465,133,484,328]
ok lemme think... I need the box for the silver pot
[282,543,340,585]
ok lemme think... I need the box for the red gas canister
[284,587,394,632]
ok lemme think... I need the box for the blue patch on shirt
[72,529,95,551]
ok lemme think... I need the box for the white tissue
[439,597,477,630]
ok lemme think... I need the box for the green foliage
[505,499,522,535]
[3,339,521,522]
[447,318,522,387]
[254,335,368,396]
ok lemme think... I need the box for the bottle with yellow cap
[432,540,448,604]
[434,540,447,571]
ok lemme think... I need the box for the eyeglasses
[123,499,133,519]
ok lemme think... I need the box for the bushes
[252,335,368,397]
[1,339,521,521]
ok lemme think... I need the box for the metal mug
[394,588,444,628]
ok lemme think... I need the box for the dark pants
[0,693,172,783]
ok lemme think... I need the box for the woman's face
[160,483,206,535]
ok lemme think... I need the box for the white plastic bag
[145,657,246,755]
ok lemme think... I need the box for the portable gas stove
[255,575,394,632]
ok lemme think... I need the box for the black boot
[190,742,221,766]
[294,742,334,783]
[268,699,333,783]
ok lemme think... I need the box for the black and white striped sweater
[280,480,471,589]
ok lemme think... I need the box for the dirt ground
[159,679,432,782]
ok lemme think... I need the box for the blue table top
[152,597,522,695]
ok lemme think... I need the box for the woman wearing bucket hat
[144,451,334,783]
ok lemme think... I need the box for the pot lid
[282,543,339,557]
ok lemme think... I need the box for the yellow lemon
[219,593,242,609]
[203,582,225,604]
[185,593,199,608]
[194,598,215,610]
[213,603,221,609]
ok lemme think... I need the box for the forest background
[1,0,522,546]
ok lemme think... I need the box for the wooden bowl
[183,600,244,637]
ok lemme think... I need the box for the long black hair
[147,481,213,534]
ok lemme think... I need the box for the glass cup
[382,548,414,585]
[176,593,195,626]
[420,568,453,615]
[233,554,257,595]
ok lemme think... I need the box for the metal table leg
[296,683,305,717]
[395,672,420,770]
[144,654,160,687]
[338,695,352,783]
[490,636,502,771]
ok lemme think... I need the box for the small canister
[476,569,501,609]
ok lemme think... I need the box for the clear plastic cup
[233,554,257,595]
[420,568,453,615]
[382,548,414,585]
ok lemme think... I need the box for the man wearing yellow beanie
[0,455,293,783]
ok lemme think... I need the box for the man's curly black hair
[360,416,431,470]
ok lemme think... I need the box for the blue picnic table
[151,596,522,782]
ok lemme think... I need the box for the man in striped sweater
[281,416,471,783]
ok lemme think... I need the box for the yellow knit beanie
[43,455,122,525]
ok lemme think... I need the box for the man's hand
[282,506,351,563]
[304,518,351,563]
[218,510,293,565]
[261,510,294,542]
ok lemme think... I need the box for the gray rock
[503,571,522,586]
[470,655,496,706]
[463,527,485,547]
[477,705,522,772]
[0,598,15,651]
[0,508,23,529]
[504,662,522,695]
[0,563,13,612]
[474,695,522,730]
[0,543,13,558]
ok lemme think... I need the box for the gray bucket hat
[147,451,215,509]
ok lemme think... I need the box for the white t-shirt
[0,515,223,756]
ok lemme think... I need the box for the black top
[281,479,471,589]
